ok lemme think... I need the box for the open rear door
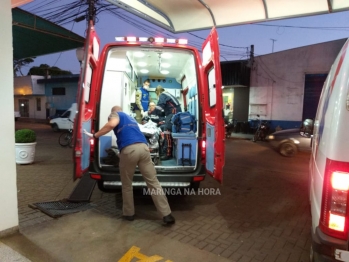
[73,21,100,180]
[201,27,225,183]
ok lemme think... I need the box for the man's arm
[135,89,143,111]
[94,113,120,138]
[157,94,167,110]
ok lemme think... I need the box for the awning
[106,0,349,33]
[12,8,85,60]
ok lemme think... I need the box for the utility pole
[270,39,276,53]
[249,44,254,69]
[88,0,96,24]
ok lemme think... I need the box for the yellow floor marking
[118,245,173,262]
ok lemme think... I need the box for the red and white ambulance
[309,39,349,261]
[72,21,225,192]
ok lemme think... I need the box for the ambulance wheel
[279,142,297,157]
[153,157,159,165]
[190,182,200,191]
[97,181,117,193]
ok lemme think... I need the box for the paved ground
[1,120,311,262]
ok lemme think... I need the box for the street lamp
[75,47,84,64]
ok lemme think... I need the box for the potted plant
[15,129,37,164]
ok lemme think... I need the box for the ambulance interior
[98,45,200,171]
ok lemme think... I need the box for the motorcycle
[252,115,269,142]
[225,119,236,138]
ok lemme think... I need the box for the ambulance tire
[279,142,297,157]
[97,181,117,193]
[190,182,200,191]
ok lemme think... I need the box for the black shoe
[163,214,175,225]
[122,215,135,221]
[160,156,172,161]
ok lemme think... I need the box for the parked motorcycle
[225,119,236,138]
[252,115,269,142]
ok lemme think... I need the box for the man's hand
[83,129,93,138]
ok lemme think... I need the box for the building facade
[250,38,346,131]
[14,74,79,120]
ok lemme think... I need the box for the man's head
[155,85,165,97]
[143,79,150,90]
[148,102,156,111]
[111,105,122,113]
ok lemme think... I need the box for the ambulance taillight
[201,140,206,160]
[320,159,349,240]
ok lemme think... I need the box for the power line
[254,23,349,31]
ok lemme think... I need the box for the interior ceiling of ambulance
[106,0,349,33]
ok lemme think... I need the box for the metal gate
[302,74,328,120]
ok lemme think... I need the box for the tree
[28,64,72,76]
[13,57,35,76]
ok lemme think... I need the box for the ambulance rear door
[200,27,225,183]
[73,21,100,180]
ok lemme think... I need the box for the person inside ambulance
[134,79,151,123]
[155,85,182,161]
[142,101,165,126]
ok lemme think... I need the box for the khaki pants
[119,143,171,217]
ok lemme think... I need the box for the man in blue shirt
[84,105,175,225]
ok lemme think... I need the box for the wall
[45,81,78,111]
[14,95,47,119]
[250,39,346,130]
[0,0,19,236]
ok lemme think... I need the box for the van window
[207,68,216,107]
[61,110,70,118]
[85,65,92,103]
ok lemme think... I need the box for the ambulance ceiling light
[134,51,145,58]
[161,53,172,59]
[137,62,147,67]
[140,69,149,74]
[161,63,170,68]
[160,70,169,75]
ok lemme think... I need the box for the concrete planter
[15,142,37,164]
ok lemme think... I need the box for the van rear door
[201,27,225,183]
[73,21,100,180]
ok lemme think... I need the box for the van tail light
[320,159,349,240]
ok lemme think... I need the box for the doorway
[302,74,328,120]
[19,99,29,117]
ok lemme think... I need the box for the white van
[309,39,349,261]
[49,103,77,131]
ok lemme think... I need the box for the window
[207,68,216,107]
[52,87,65,95]
[36,98,41,111]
